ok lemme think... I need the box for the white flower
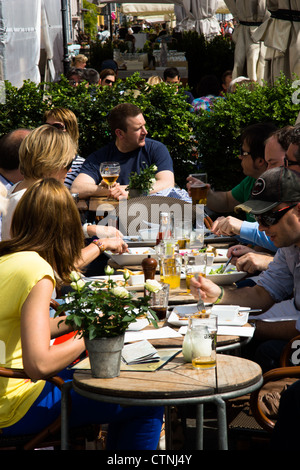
[70,271,81,282]
[123,269,130,281]
[152,165,158,172]
[104,265,115,276]
[145,279,162,293]
[110,286,130,298]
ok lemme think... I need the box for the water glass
[190,314,218,369]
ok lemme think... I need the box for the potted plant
[55,267,160,378]
[126,163,157,198]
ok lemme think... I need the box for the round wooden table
[70,354,262,450]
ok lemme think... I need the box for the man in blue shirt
[71,103,174,200]
[190,166,300,371]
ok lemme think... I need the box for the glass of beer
[190,314,217,369]
[100,162,120,190]
[147,283,170,320]
[189,173,208,205]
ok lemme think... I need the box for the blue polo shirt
[79,138,174,185]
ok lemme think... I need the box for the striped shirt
[64,155,85,189]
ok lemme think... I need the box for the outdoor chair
[226,335,300,449]
[0,300,100,450]
[115,195,198,236]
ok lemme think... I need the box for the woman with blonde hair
[1,125,126,268]
[44,107,83,188]
[0,178,163,449]
[71,53,88,69]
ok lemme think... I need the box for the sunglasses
[284,156,298,167]
[103,79,114,85]
[254,203,297,227]
[48,122,66,131]
[65,160,73,171]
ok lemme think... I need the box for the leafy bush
[193,73,300,190]
[0,72,299,191]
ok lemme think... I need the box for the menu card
[122,340,160,365]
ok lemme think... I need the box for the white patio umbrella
[224,0,270,84]
[176,0,221,36]
[252,0,300,85]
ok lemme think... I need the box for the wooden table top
[89,197,119,212]
[73,354,262,400]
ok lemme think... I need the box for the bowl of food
[105,247,157,266]
[205,263,247,285]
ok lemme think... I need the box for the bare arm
[190,275,274,311]
[71,173,109,199]
[150,170,175,193]
[21,277,85,380]
[206,189,240,213]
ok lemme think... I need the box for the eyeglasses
[239,146,251,157]
[284,156,298,167]
[48,122,66,131]
[254,203,297,227]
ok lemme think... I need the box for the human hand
[102,237,128,254]
[235,253,273,274]
[211,216,243,236]
[190,275,221,304]
[109,184,129,200]
[186,176,211,196]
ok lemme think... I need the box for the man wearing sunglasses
[191,166,300,372]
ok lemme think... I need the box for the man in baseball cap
[190,166,300,372]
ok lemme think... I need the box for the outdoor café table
[69,354,262,450]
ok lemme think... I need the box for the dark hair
[100,68,116,81]
[163,67,180,80]
[0,129,31,170]
[66,67,85,80]
[108,103,143,134]
[289,124,300,162]
[221,70,232,84]
[241,122,278,161]
[268,125,294,152]
[196,75,221,97]
[83,68,100,84]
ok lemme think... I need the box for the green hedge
[0,73,299,190]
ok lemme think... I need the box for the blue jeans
[2,369,164,450]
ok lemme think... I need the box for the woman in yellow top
[0,178,163,449]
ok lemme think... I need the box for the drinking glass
[161,256,181,289]
[184,253,206,292]
[189,173,208,205]
[100,162,120,190]
[147,283,170,320]
[174,220,192,249]
[190,313,218,369]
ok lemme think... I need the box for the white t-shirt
[1,182,26,240]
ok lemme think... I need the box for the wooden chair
[0,300,98,450]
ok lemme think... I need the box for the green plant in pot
[55,267,159,378]
[126,163,157,198]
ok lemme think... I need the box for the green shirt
[231,176,256,222]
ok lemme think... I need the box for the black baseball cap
[235,167,300,215]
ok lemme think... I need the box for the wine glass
[100,162,120,196]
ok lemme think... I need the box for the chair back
[116,196,196,237]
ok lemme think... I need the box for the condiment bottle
[156,212,174,245]
[141,255,158,281]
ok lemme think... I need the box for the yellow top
[0,251,55,428]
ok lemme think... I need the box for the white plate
[105,247,157,266]
[206,263,247,285]
[168,304,249,327]
[83,275,144,291]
